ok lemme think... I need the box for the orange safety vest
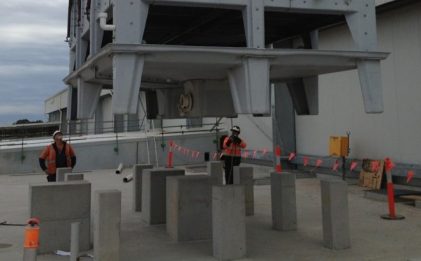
[223,136,246,157]
[40,142,75,175]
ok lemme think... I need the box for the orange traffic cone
[23,218,40,261]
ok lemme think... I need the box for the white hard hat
[231,126,241,133]
[52,130,63,139]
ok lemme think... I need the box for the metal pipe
[98,12,115,31]
[153,136,159,168]
[160,129,220,135]
[123,174,133,183]
[161,123,216,129]
[70,222,80,261]
[115,163,124,174]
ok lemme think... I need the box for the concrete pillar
[271,172,297,231]
[29,181,91,254]
[142,169,185,225]
[212,185,246,260]
[207,161,223,185]
[233,166,254,216]
[166,176,212,241]
[133,164,153,212]
[56,167,72,182]
[70,222,80,261]
[94,190,122,261]
[320,179,351,250]
[65,173,84,182]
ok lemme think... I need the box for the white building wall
[296,3,421,165]
[44,89,68,114]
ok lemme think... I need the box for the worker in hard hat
[39,130,76,182]
[222,126,247,184]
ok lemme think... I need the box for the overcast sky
[0,0,69,125]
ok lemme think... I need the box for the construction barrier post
[381,158,404,220]
[275,146,282,173]
[167,140,174,168]
[23,218,40,261]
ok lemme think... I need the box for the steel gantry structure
[64,0,387,121]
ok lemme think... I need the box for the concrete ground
[1,166,421,261]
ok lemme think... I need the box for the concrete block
[212,185,246,260]
[166,175,212,242]
[415,200,421,209]
[133,164,153,212]
[56,167,73,182]
[271,172,297,231]
[320,178,351,250]
[29,181,91,254]
[38,218,90,254]
[142,168,185,225]
[94,190,122,261]
[207,161,223,185]
[65,173,84,181]
[234,166,254,216]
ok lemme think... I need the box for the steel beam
[228,57,271,115]
[345,0,383,113]
[286,30,319,115]
[77,78,103,119]
[243,0,265,49]
[146,0,359,13]
[89,0,104,57]
[114,1,149,44]
[112,54,145,114]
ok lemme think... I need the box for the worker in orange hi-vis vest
[222,126,246,185]
[39,130,76,182]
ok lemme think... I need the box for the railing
[0,117,225,166]
[0,117,225,144]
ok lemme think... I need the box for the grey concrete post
[29,181,91,254]
[320,179,351,250]
[70,222,80,261]
[233,166,254,216]
[212,185,246,260]
[64,173,84,182]
[142,169,185,225]
[207,161,224,185]
[23,249,37,261]
[56,167,72,182]
[94,190,122,261]
[271,172,297,231]
[133,164,153,212]
[166,176,212,241]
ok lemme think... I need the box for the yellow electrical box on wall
[329,136,349,157]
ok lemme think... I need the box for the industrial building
[44,0,421,180]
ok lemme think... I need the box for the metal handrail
[1,117,225,143]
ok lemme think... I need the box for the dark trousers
[46,175,56,182]
[223,156,241,185]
